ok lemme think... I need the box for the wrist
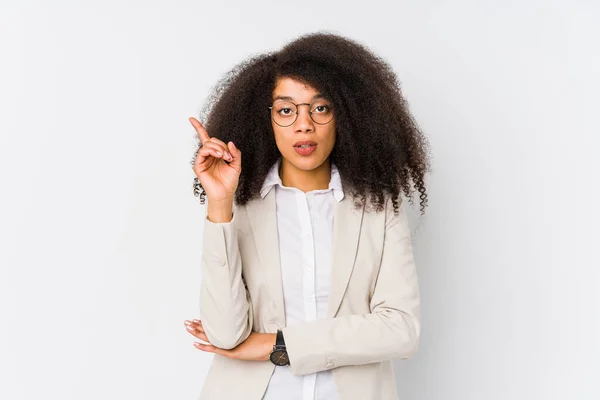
[264,333,277,361]
[207,198,234,223]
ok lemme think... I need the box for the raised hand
[190,117,242,203]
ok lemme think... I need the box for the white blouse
[260,157,344,400]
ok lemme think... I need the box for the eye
[312,104,332,114]
[272,102,296,116]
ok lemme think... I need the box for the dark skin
[184,319,275,361]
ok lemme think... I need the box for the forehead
[272,77,322,101]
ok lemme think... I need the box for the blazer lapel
[327,195,365,317]
[245,189,286,324]
[245,190,365,323]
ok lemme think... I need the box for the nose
[294,104,314,133]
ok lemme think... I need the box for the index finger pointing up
[189,117,210,144]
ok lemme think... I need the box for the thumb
[228,141,242,168]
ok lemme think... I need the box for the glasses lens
[310,101,334,124]
[271,101,297,126]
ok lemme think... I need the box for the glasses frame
[268,100,334,127]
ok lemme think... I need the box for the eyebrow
[272,93,326,102]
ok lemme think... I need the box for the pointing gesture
[190,117,242,203]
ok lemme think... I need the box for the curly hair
[191,31,431,215]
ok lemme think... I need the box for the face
[270,77,336,173]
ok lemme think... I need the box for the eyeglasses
[268,99,334,127]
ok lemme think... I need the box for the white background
[1,1,598,399]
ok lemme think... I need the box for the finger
[184,320,199,330]
[185,325,210,342]
[201,141,232,161]
[206,136,228,150]
[194,342,216,353]
[227,141,242,169]
[197,331,210,342]
[195,323,208,339]
[189,117,210,144]
[184,322,199,335]
[207,138,233,161]
[194,342,230,358]
[184,320,204,332]
[190,321,210,342]
[195,145,226,165]
[185,320,205,334]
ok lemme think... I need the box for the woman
[184,32,430,400]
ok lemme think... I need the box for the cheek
[272,127,292,152]
[325,127,336,148]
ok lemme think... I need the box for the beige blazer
[198,188,421,400]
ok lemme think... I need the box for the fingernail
[216,151,222,156]
[226,152,232,160]
[193,319,200,323]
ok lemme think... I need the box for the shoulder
[359,192,404,218]
[363,193,411,236]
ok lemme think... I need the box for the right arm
[200,198,253,349]
[189,117,251,349]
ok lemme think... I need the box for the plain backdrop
[1,1,598,399]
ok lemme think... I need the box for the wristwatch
[269,329,290,366]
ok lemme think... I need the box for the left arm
[282,196,421,376]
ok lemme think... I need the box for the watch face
[270,349,289,366]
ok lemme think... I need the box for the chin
[285,154,328,171]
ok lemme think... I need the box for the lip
[293,140,317,147]
[293,142,317,156]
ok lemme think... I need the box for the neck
[279,158,331,193]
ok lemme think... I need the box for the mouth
[293,140,317,148]
[293,141,318,156]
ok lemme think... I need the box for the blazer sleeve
[199,204,253,350]
[281,196,421,376]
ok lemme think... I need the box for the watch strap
[275,329,285,347]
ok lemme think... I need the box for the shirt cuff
[204,212,235,225]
